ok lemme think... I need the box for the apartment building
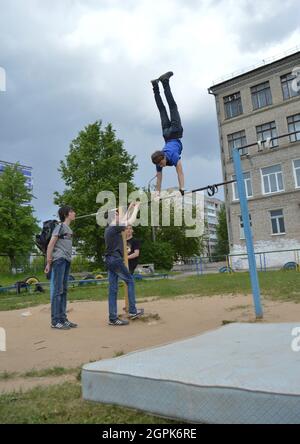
[204,196,223,256]
[208,49,300,268]
[0,160,33,190]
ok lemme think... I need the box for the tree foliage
[214,204,229,258]
[54,121,138,265]
[0,165,39,270]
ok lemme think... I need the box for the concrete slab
[82,323,300,424]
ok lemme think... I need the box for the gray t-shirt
[104,225,126,259]
[52,223,73,263]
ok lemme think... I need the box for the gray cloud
[0,0,299,221]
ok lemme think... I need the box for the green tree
[214,204,229,259]
[139,240,175,271]
[0,165,39,271]
[132,202,204,269]
[54,121,138,265]
[156,202,204,261]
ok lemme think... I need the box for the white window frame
[232,172,253,201]
[270,209,286,236]
[293,159,300,189]
[261,164,284,195]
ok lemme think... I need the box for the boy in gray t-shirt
[45,206,76,330]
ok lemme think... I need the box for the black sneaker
[51,322,70,330]
[64,320,78,328]
[129,309,144,320]
[159,71,174,82]
[109,318,129,326]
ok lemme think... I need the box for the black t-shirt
[127,238,140,273]
[104,225,126,259]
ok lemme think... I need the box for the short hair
[151,151,165,165]
[58,205,74,222]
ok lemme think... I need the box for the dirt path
[1,294,300,392]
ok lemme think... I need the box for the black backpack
[35,220,63,255]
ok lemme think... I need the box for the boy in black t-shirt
[104,203,144,326]
[126,226,140,275]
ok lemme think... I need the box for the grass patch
[0,382,175,424]
[113,351,125,358]
[0,271,299,312]
[0,371,18,381]
[0,366,80,381]
[222,320,237,326]
[23,367,78,378]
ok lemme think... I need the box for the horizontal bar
[237,131,300,152]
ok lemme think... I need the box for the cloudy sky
[1,0,300,222]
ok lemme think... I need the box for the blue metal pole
[264,253,267,272]
[232,148,263,318]
[200,257,203,276]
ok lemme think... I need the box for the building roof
[0,159,32,170]
[209,47,300,93]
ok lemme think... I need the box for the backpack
[35,220,64,255]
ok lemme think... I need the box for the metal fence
[228,249,300,272]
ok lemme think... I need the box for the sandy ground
[1,294,300,392]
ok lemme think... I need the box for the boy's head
[151,151,167,168]
[58,205,76,222]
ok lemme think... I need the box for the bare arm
[44,236,58,273]
[176,160,185,191]
[156,171,162,193]
[128,249,140,260]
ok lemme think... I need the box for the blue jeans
[105,256,138,321]
[50,258,71,325]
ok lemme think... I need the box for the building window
[224,92,243,119]
[251,81,272,110]
[261,164,284,194]
[256,121,278,148]
[239,214,252,240]
[270,210,285,235]
[287,114,300,143]
[293,159,300,188]
[227,130,248,156]
[281,73,300,100]
[232,172,253,200]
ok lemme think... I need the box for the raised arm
[156,171,163,193]
[176,160,185,193]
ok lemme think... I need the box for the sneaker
[64,319,78,328]
[109,318,129,326]
[158,71,174,82]
[51,322,70,330]
[129,308,144,320]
